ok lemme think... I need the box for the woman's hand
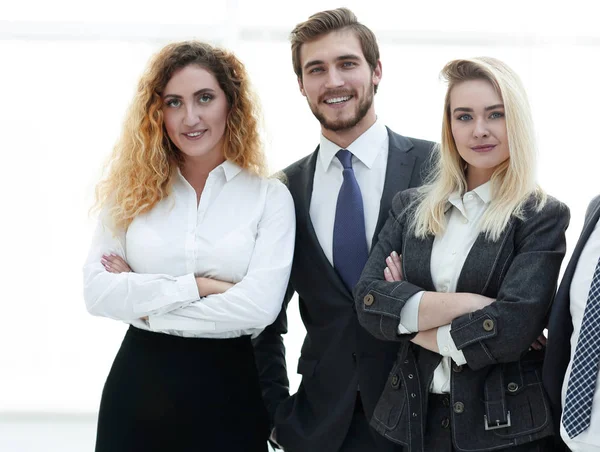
[384,251,403,282]
[100,254,145,319]
[101,254,132,273]
[195,277,234,297]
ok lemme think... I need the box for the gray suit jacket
[543,195,600,451]
[355,187,570,451]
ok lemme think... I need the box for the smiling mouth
[183,130,207,139]
[324,95,353,105]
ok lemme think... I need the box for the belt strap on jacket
[483,366,511,430]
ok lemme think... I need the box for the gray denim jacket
[354,188,570,452]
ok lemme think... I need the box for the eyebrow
[453,104,505,114]
[303,53,362,71]
[163,88,216,99]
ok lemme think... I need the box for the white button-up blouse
[83,160,296,338]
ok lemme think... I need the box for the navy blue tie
[333,149,369,291]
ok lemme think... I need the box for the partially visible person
[544,195,600,452]
[83,41,295,452]
[253,8,433,452]
[355,57,569,451]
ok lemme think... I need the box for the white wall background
[1,0,599,446]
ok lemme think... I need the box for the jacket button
[391,374,400,389]
[507,382,519,392]
[364,294,374,306]
[483,319,494,331]
[452,363,463,373]
[453,402,465,414]
[441,417,450,429]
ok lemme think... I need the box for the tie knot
[336,149,353,169]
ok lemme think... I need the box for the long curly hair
[95,41,266,229]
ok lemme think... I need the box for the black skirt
[95,325,269,452]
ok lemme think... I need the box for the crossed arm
[381,252,546,354]
[101,253,233,298]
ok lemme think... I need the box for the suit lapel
[293,146,351,297]
[558,198,600,298]
[455,223,515,294]
[372,128,418,246]
[404,234,436,290]
[295,129,422,297]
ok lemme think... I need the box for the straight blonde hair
[411,57,545,241]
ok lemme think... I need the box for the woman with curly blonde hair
[83,41,295,452]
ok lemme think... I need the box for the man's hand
[530,332,547,351]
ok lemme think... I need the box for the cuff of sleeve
[176,273,201,300]
[397,291,424,334]
[437,324,467,365]
[134,273,201,315]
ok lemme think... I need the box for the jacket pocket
[371,361,407,431]
[493,361,552,438]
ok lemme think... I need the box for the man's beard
[310,88,374,132]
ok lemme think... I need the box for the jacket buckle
[484,412,511,430]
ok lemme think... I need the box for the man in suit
[253,8,434,452]
[544,195,600,451]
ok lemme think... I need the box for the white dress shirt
[561,218,600,451]
[310,119,389,263]
[83,160,295,338]
[398,182,492,393]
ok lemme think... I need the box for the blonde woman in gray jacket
[355,57,569,452]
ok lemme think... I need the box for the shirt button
[441,285,449,292]
[462,218,469,224]
[465,193,473,200]
[443,346,449,353]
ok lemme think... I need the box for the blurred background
[1,0,599,450]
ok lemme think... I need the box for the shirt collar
[446,181,493,212]
[175,159,243,184]
[317,118,387,172]
[219,160,243,181]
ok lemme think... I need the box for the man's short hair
[290,7,380,92]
